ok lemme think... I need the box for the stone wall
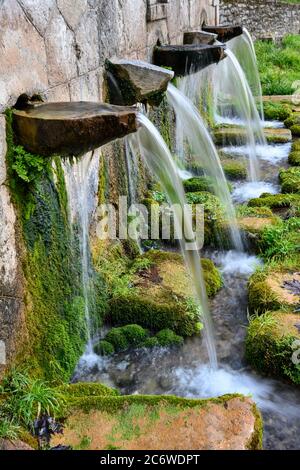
[0,0,218,373]
[220,0,300,40]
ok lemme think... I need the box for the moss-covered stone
[183,176,215,193]
[53,392,263,450]
[288,151,300,166]
[94,340,115,356]
[279,167,300,194]
[248,264,300,315]
[263,101,292,121]
[246,312,300,385]
[290,125,300,137]
[258,217,300,261]
[214,126,292,145]
[222,160,247,180]
[57,382,119,398]
[284,112,300,131]
[155,329,184,347]
[186,191,227,247]
[247,193,300,217]
[201,258,223,297]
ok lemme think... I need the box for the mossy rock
[53,394,262,450]
[94,340,115,356]
[222,160,247,180]
[279,167,300,194]
[201,258,223,297]
[290,124,300,137]
[258,217,300,261]
[155,329,184,347]
[248,265,300,315]
[106,251,222,337]
[238,216,278,236]
[185,191,227,247]
[263,101,292,121]
[57,382,120,398]
[246,312,300,385]
[247,193,300,217]
[214,127,292,145]
[105,328,129,352]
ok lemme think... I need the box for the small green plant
[155,329,184,347]
[11,145,49,183]
[0,368,64,428]
[259,217,300,261]
[0,416,21,440]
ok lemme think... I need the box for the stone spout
[183,31,218,46]
[202,25,243,43]
[12,102,138,157]
[105,59,174,107]
[153,44,226,77]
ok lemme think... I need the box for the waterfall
[132,113,218,369]
[213,49,266,181]
[167,83,244,252]
[228,28,264,121]
[63,153,99,353]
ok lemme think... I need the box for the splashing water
[228,28,264,121]
[167,83,243,252]
[131,113,218,369]
[63,154,99,353]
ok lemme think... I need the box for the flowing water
[131,113,218,368]
[63,154,99,353]
[167,83,243,252]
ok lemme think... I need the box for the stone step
[214,126,292,145]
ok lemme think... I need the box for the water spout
[167,83,244,252]
[131,113,218,369]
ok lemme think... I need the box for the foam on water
[211,250,263,276]
[232,181,278,203]
[177,168,193,180]
[215,114,284,129]
[222,143,291,164]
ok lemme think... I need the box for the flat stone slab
[51,394,262,450]
[153,44,226,77]
[202,25,243,43]
[262,95,298,104]
[105,59,174,106]
[214,126,292,145]
[13,102,138,157]
[183,30,217,45]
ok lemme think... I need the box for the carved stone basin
[153,44,226,76]
[183,31,217,46]
[13,102,138,157]
[202,25,243,43]
[105,59,174,106]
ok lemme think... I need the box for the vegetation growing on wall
[5,111,107,382]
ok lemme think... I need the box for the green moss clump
[263,101,292,121]
[183,176,214,193]
[142,337,159,348]
[248,193,300,216]
[290,124,300,137]
[105,328,129,352]
[246,312,300,385]
[237,205,274,218]
[222,160,247,180]
[186,191,226,247]
[201,258,223,297]
[258,217,300,261]
[288,151,300,166]
[248,261,300,315]
[279,167,300,193]
[94,340,115,356]
[155,329,184,347]
[57,382,119,398]
[284,112,300,129]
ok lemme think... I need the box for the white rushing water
[63,154,99,353]
[167,83,244,252]
[222,143,292,165]
[211,250,263,276]
[131,112,218,369]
